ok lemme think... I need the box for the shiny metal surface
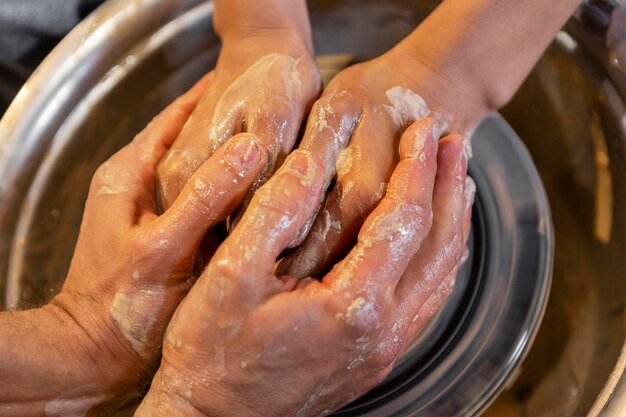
[0,0,625,416]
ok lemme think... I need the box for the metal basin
[0,0,624,416]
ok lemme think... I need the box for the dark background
[0,0,105,116]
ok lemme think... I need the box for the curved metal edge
[590,344,626,416]
[568,3,626,415]
[0,0,205,308]
[5,1,214,307]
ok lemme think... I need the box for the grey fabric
[0,0,103,61]
[0,0,104,114]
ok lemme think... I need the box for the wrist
[381,46,491,133]
[137,364,263,417]
[0,304,126,414]
[214,0,313,54]
[389,0,582,126]
[136,369,208,417]
[45,293,149,404]
[136,390,205,417]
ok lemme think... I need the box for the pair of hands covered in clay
[46,2,478,416]
[56,77,472,417]
[0,0,586,413]
[58,83,472,416]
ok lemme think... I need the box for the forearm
[0,301,141,416]
[214,0,313,53]
[134,369,207,417]
[0,305,94,415]
[392,0,582,116]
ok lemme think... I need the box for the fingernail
[431,123,440,144]
[287,151,318,187]
[406,123,431,160]
[462,136,473,161]
[464,176,476,206]
[461,247,470,264]
[225,135,261,172]
[287,151,311,176]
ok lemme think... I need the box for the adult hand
[278,48,476,278]
[136,118,473,417]
[156,0,320,212]
[45,77,269,411]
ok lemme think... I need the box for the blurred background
[0,0,104,115]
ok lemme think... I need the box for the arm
[390,0,584,130]
[0,306,110,416]
[213,0,313,53]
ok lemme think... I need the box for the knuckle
[91,164,107,187]
[338,176,383,214]
[313,92,358,124]
[156,154,184,183]
[371,322,406,369]
[264,96,293,120]
[402,200,433,231]
[366,346,398,372]
[318,291,348,320]
[156,153,200,203]
[212,257,243,281]
[187,181,216,215]
[93,158,117,181]
[435,234,464,274]
[432,286,452,308]
[93,162,107,180]
[373,363,395,385]
[91,160,118,192]
[445,232,465,261]
[158,148,205,184]
[127,235,158,263]
[254,188,298,220]
[338,295,385,336]
[383,198,433,241]
[255,169,312,212]
[407,117,436,134]
[248,96,295,139]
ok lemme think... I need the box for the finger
[156,83,245,209]
[463,175,476,242]
[403,174,474,340]
[86,75,210,224]
[210,54,319,154]
[299,89,362,188]
[225,96,299,233]
[206,150,324,296]
[394,134,470,311]
[228,58,322,230]
[324,118,440,302]
[247,55,322,159]
[405,266,459,339]
[402,177,475,334]
[146,133,267,259]
[157,54,320,211]
[278,101,391,277]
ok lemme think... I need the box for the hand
[46,78,269,410]
[136,119,473,417]
[156,7,321,212]
[278,49,477,279]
